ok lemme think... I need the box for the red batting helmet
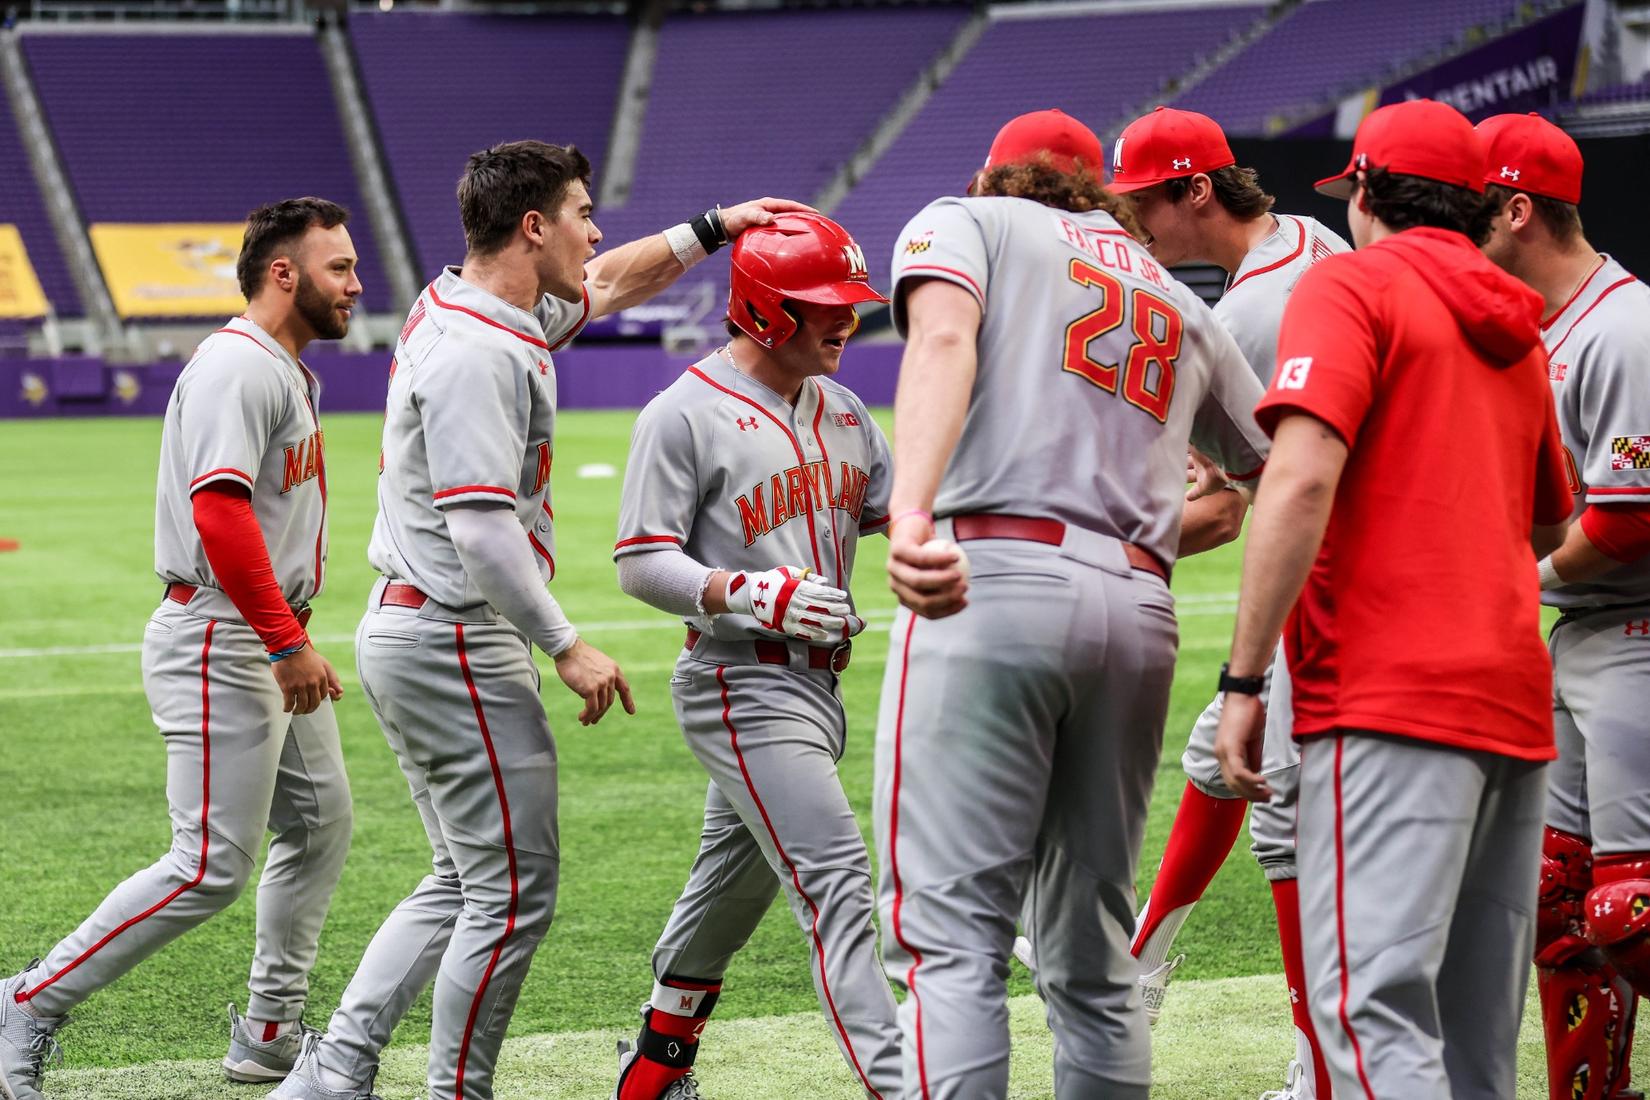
[728,212,888,349]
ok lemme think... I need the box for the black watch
[1218,662,1265,696]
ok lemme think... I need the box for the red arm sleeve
[192,484,308,653]
[1580,503,1650,564]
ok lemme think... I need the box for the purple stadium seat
[348,12,632,280]
[1173,0,1523,135]
[22,30,390,313]
[831,6,1265,294]
[0,93,78,318]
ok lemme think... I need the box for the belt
[950,513,1170,582]
[685,628,851,673]
[380,582,431,609]
[165,582,313,627]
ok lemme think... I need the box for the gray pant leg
[1249,643,1299,881]
[651,779,782,981]
[876,544,1172,1100]
[1553,607,1650,853]
[248,702,354,1021]
[672,661,900,1098]
[22,608,281,1017]
[1298,732,1541,1100]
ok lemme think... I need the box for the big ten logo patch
[832,411,860,428]
[532,441,552,494]
[1550,360,1568,382]
[903,231,933,257]
[1626,620,1650,638]
[735,461,871,546]
[282,430,324,493]
[1277,357,1312,390]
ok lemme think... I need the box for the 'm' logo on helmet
[842,244,868,279]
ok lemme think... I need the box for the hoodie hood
[1373,228,1544,366]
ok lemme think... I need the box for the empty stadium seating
[0,88,77,319]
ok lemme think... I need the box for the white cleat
[1137,952,1185,1027]
[1259,1059,1312,1100]
[1011,935,1035,972]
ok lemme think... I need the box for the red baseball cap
[1107,106,1236,193]
[1475,112,1583,204]
[983,109,1106,175]
[1315,99,1487,199]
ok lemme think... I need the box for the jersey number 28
[1061,258,1182,423]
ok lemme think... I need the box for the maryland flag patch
[903,232,933,256]
[1610,436,1650,471]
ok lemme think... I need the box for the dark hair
[1353,166,1495,246]
[971,157,1147,240]
[1161,165,1275,219]
[237,197,349,299]
[459,140,592,257]
[1484,183,1584,242]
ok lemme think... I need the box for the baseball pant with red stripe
[18,599,352,1023]
[648,645,901,1097]
[309,598,558,1100]
[874,536,1178,1099]
[1296,731,1544,1100]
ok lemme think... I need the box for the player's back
[890,195,1266,567]
[1216,214,1350,384]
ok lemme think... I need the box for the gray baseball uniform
[613,350,898,1096]
[1540,257,1650,857]
[14,316,352,1026]
[305,268,588,1100]
[1177,214,1350,878]
[875,196,1269,1099]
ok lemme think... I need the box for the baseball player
[1109,105,1348,1100]
[1214,99,1574,1100]
[608,212,897,1100]
[0,199,361,1099]
[271,141,810,1100]
[875,108,1270,1099]
[1479,111,1650,1100]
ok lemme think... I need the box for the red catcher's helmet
[728,212,888,349]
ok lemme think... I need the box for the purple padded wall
[348,12,632,281]
[831,6,1265,294]
[22,30,390,312]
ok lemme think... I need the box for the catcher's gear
[1541,827,1596,968]
[723,566,851,643]
[727,212,887,349]
[1588,855,1650,996]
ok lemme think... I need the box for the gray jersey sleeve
[412,336,531,509]
[175,350,288,494]
[1571,322,1650,502]
[614,397,706,557]
[535,282,593,351]
[1187,300,1271,480]
[889,199,989,337]
[863,413,892,532]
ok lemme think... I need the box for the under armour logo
[1500,166,1521,181]
[1289,985,1300,1006]
[736,417,759,431]
[1355,153,1369,169]
[1627,620,1650,637]
[1172,157,1193,170]
[535,359,550,376]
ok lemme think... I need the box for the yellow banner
[0,225,49,318]
[89,223,246,318]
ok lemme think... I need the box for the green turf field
[0,411,1631,1097]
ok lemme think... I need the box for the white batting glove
[724,566,851,642]
[816,611,868,646]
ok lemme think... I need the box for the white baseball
[922,537,970,581]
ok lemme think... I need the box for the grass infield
[0,410,1633,1096]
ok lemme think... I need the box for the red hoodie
[1256,227,1574,760]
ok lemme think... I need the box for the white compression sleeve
[446,503,579,657]
[616,548,716,617]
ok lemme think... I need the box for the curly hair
[1354,166,1495,246]
[971,158,1146,240]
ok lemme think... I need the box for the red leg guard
[616,978,721,1100]
[1272,879,1332,1100]
[1588,856,1650,997]
[1131,782,1247,957]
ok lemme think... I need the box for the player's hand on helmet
[553,639,636,726]
[1214,689,1270,802]
[887,513,969,619]
[724,565,850,642]
[272,644,343,716]
[718,197,819,239]
[1185,446,1230,502]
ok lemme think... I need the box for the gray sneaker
[612,1038,704,1100]
[0,964,66,1100]
[223,1003,313,1083]
[268,1032,381,1100]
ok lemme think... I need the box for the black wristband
[1218,662,1265,696]
[689,209,726,255]
[705,205,728,246]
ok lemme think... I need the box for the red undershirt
[191,484,308,653]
